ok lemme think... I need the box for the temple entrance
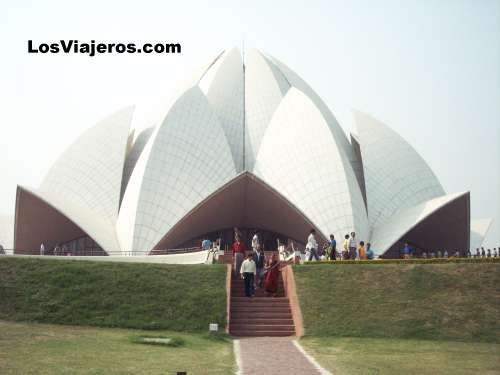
[172,227,305,252]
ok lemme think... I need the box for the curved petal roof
[353,110,445,227]
[470,218,493,249]
[40,106,134,225]
[254,87,369,240]
[117,86,237,253]
[244,49,290,171]
[15,186,121,253]
[10,47,475,258]
[369,192,469,256]
[200,48,245,172]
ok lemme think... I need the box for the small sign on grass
[130,335,185,347]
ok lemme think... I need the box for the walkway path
[234,337,331,375]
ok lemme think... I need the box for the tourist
[284,238,296,260]
[264,253,280,297]
[201,238,212,251]
[306,229,319,261]
[453,250,460,258]
[467,249,472,258]
[430,251,436,258]
[366,243,374,260]
[40,242,45,256]
[481,247,486,258]
[252,232,260,253]
[317,243,326,260]
[422,251,427,259]
[349,232,357,260]
[234,227,242,239]
[342,234,350,260]
[232,235,247,275]
[0,244,5,255]
[402,243,412,259]
[475,248,480,258]
[444,250,449,258]
[358,241,366,260]
[494,248,498,257]
[487,249,491,258]
[253,246,266,288]
[240,252,256,297]
[329,234,337,260]
[437,250,442,258]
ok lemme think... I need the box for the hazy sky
[1,0,499,246]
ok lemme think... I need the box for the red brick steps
[228,252,295,337]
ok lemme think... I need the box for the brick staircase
[228,251,295,337]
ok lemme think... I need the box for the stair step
[231,302,289,309]
[231,293,285,297]
[230,330,295,337]
[231,318,294,325]
[231,297,288,302]
[230,324,295,332]
[231,312,293,319]
[231,307,291,313]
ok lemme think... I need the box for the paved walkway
[234,337,331,375]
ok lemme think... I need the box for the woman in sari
[264,253,280,296]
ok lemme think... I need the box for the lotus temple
[1,47,492,258]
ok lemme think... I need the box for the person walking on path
[358,241,367,260]
[232,235,247,275]
[349,232,357,260]
[306,229,319,261]
[403,243,412,259]
[329,234,337,260]
[264,253,280,296]
[253,246,266,288]
[342,234,349,260]
[240,253,256,297]
[366,242,374,260]
[40,242,45,256]
[201,238,212,251]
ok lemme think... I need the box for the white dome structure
[12,47,488,258]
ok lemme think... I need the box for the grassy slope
[294,263,500,342]
[0,257,226,331]
[0,320,234,375]
[301,337,500,375]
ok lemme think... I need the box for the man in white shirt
[349,232,357,260]
[240,253,256,297]
[40,243,45,256]
[306,229,319,261]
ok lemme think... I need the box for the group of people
[420,247,499,259]
[232,231,282,298]
[304,230,375,261]
[38,242,72,256]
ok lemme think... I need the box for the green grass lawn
[294,263,500,342]
[0,257,227,331]
[301,336,500,375]
[0,320,234,374]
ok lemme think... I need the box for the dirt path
[234,337,331,375]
